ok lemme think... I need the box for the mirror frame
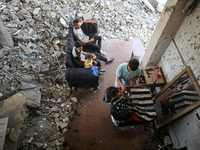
[154,66,200,129]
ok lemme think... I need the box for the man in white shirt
[72,41,114,67]
[73,18,106,55]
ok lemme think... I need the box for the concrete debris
[71,97,78,103]
[157,0,167,13]
[0,19,14,47]
[51,90,60,99]
[0,0,160,149]
[9,128,18,142]
[0,93,27,150]
[20,82,37,90]
[39,63,50,74]
[23,88,41,108]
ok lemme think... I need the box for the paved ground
[64,39,160,150]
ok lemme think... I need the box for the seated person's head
[128,58,139,72]
[106,86,122,100]
[85,54,93,62]
[73,18,81,29]
[75,41,83,52]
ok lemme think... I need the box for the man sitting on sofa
[72,41,114,68]
[73,18,106,55]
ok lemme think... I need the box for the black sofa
[65,21,99,87]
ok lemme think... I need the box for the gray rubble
[0,0,160,149]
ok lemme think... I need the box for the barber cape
[110,87,156,122]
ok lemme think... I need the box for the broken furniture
[154,66,200,149]
[139,66,166,92]
[65,21,99,87]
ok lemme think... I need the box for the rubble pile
[73,0,160,48]
[17,96,79,149]
[0,0,160,149]
[0,0,74,149]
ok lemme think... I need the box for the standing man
[115,58,141,93]
[73,18,106,55]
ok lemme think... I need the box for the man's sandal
[106,58,115,64]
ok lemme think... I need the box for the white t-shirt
[72,47,85,60]
[73,27,89,41]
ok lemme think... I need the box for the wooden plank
[187,67,200,97]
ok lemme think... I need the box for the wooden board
[142,66,166,87]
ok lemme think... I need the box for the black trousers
[94,52,107,68]
[84,35,102,53]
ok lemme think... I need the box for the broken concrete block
[50,106,58,112]
[51,113,59,118]
[71,97,78,103]
[52,90,60,99]
[0,92,26,150]
[56,122,68,130]
[9,128,17,142]
[33,8,41,15]
[63,117,69,122]
[20,82,37,90]
[60,18,67,27]
[83,13,92,20]
[53,51,62,58]
[39,63,50,74]
[0,19,14,47]
[42,4,51,12]
[18,9,32,19]
[23,88,41,108]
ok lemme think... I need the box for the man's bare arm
[80,59,85,63]
[81,51,96,59]
[79,38,94,44]
[130,76,140,87]
[82,21,96,25]
[117,76,126,93]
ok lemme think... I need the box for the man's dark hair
[73,18,80,24]
[128,58,139,71]
[106,86,119,100]
[85,54,93,59]
[75,41,83,48]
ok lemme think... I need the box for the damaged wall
[141,0,187,67]
[158,1,200,84]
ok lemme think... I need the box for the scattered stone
[39,63,50,74]
[23,88,41,108]
[20,82,37,90]
[50,106,59,112]
[9,128,17,142]
[83,13,92,20]
[42,4,51,12]
[52,90,60,99]
[56,122,68,130]
[71,97,78,103]
[52,113,59,118]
